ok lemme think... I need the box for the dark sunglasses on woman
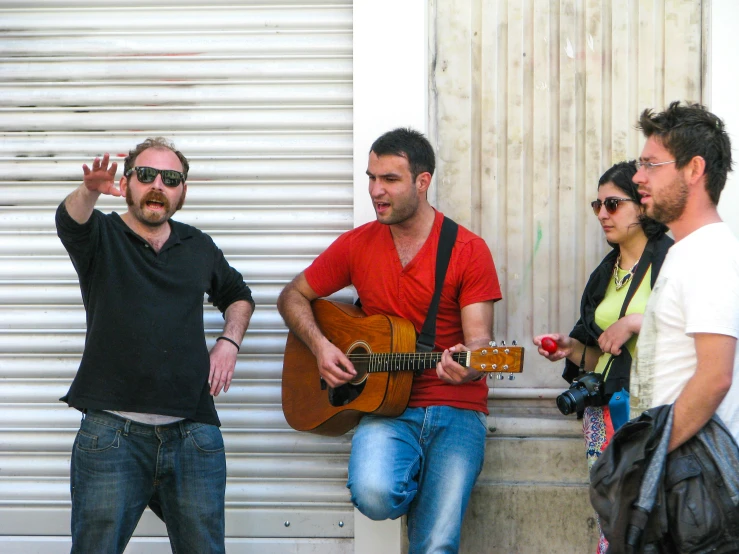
[591,197,635,216]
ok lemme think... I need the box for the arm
[437,300,494,384]
[597,313,643,355]
[208,299,254,396]
[667,333,735,451]
[276,273,356,387]
[65,154,122,224]
[532,334,602,372]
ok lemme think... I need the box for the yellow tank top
[593,265,653,376]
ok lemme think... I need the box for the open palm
[82,153,121,197]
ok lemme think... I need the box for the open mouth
[145,200,165,210]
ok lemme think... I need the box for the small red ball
[541,337,557,354]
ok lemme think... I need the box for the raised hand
[82,153,121,197]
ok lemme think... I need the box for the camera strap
[601,245,655,383]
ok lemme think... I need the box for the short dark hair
[369,128,435,181]
[638,101,732,204]
[123,137,190,182]
[599,160,668,240]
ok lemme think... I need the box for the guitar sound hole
[327,343,368,407]
[328,381,365,407]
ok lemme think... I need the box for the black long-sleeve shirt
[56,202,254,425]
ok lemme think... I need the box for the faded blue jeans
[347,406,487,554]
[70,410,226,554]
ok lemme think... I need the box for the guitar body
[282,299,417,436]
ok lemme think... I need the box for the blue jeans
[70,410,226,554]
[347,406,487,554]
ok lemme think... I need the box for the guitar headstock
[468,341,524,374]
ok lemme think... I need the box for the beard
[649,175,689,224]
[126,187,183,227]
[374,190,419,226]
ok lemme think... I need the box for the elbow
[276,285,292,318]
[718,372,734,397]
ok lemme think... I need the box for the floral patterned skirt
[583,405,615,554]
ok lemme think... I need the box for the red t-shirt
[304,210,502,413]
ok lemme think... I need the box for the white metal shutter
[0,2,353,551]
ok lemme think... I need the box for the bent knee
[349,479,415,521]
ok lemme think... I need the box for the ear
[685,155,707,187]
[415,172,432,193]
[176,183,188,211]
[119,175,128,196]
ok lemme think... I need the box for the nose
[369,179,384,199]
[597,204,609,220]
[149,174,165,190]
[632,166,647,185]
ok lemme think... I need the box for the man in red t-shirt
[277,128,502,553]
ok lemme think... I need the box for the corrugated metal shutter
[0,2,354,551]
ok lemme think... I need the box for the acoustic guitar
[281,299,524,436]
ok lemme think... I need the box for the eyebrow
[366,170,402,179]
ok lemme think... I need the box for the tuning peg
[508,375,516,381]
[501,340,506,346]
[489,341,497,347]
[512,340,518,346]
[495,374,505,380]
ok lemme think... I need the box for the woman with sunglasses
[533,160,672,554]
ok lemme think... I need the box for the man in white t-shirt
[630,101,739,449]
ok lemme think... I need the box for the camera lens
[556,391,577,415]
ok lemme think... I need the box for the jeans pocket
[76,420,120,453]
[188,424,225,454]
[474,410,488,432]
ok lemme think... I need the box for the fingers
[83,154,121,195]
[209,365,234,396]
[319,363,355,388]
[436,346,472,384]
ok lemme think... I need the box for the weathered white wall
[431,3,706,550]
[431,0,705,393]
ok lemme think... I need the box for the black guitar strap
[416,217,459,353]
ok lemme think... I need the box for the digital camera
[556,372,608,415]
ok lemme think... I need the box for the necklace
[613,253,639,291]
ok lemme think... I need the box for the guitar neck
[347,352,468,374]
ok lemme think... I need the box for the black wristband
[216,336,240,352]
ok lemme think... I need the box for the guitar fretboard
[347,352,469,373]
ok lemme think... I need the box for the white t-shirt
[631,222,739,442]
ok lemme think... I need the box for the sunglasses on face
[125,166,185,188]
[591,197,635,215]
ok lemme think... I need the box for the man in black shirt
[56,137,254,554]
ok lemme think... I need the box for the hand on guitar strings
[316,338,357,388]
[437,344,479,384]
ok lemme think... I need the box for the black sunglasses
[591,197,635,215]
[125,166,185,188]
